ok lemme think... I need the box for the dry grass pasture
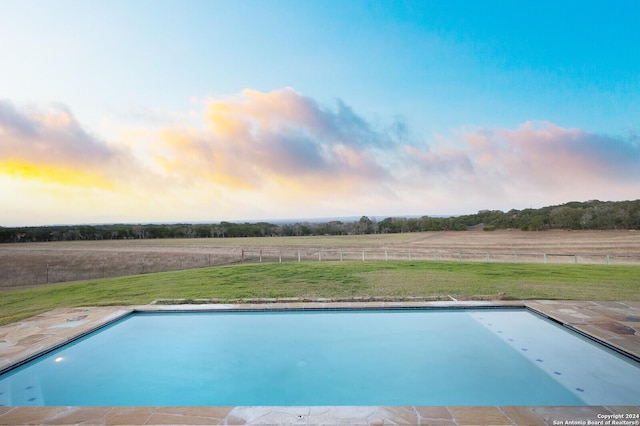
[1,229,639,291]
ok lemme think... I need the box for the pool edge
[0,307,135,376]
[1,301,639,425]
[525,305,640,364]
[1,404,638,425]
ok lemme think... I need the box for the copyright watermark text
[552,413,640,426]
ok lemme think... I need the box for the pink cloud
[0,100,135,187]
[152,88,397,192]
[473,121,640,189]
[404,121,640,208]
[2,92,638,223]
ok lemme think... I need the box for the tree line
[1,199,638,243]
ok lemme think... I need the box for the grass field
[1,260,639,326]
[2,230,640,289]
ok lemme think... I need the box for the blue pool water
[0,308,639,406]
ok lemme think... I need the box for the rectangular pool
[0,308,638,406]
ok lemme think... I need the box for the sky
[1,0,639,226]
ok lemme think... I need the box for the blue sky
[1,0,639,225]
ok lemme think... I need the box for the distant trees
[1,199,638,243]
[355,216,374,234]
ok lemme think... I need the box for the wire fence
[1,248,639,289]
[0,251,241,289]
[240,248,640,266]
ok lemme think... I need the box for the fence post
[340,250,343,262]
[607,254,610,265]
[486,252,490,262]
[279,251,282,263]
[319,250,322,262]
[259,250,262,263]
[575,254,578,264]
[298,250,301,262]
[544,253,547,264]
[46,263,49,283]
[362,250,365,261]
[385,250,388,261]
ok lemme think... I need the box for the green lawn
[2,261,639,325]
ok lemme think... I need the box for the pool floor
[1,300,639,425]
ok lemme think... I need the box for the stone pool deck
[0,300,639,425]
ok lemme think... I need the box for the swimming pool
[0,308,638,406]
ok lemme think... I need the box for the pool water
[1,309,639,406]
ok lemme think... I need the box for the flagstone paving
[0,300,638,425]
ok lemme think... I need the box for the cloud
[0,99,133,189]
[1,91,639,225]
[150,88,400,193]
[472,121,640,186]
[403,144,474,176]
[403,121,640,209]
